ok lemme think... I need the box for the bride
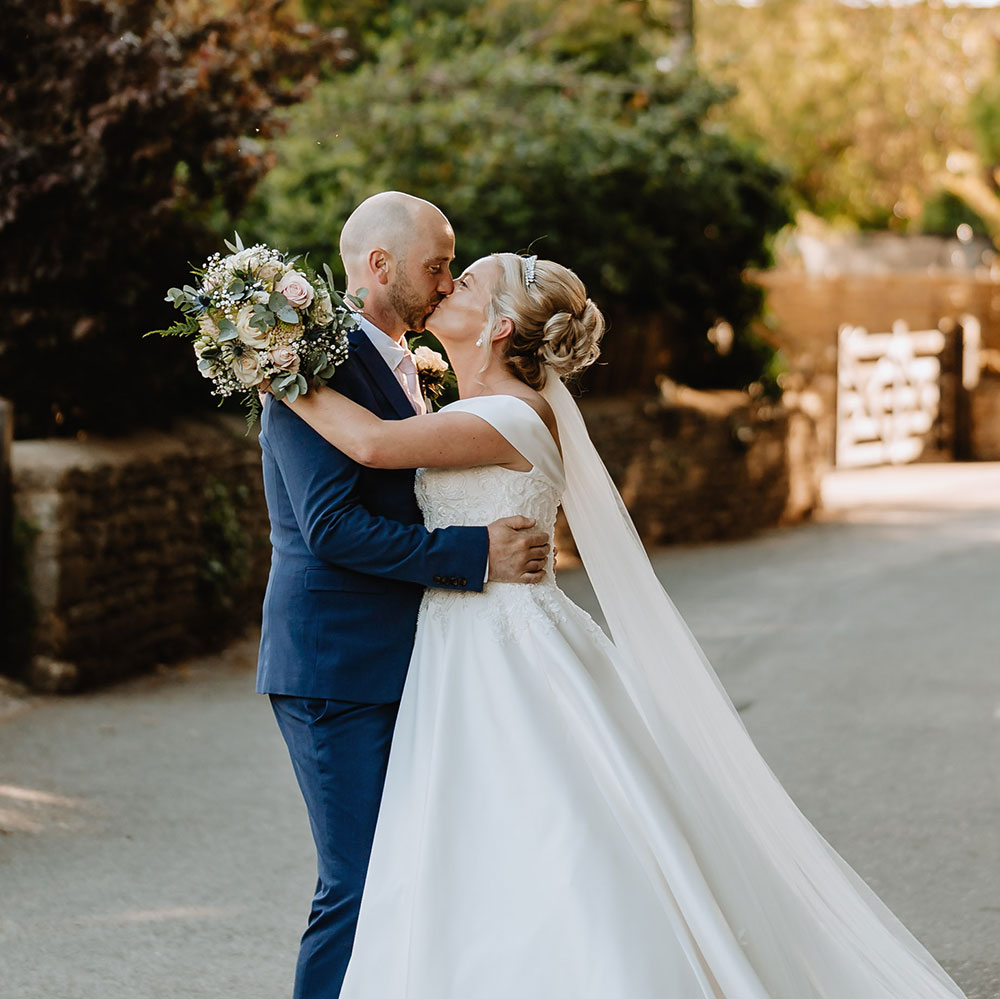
[278,252,965,997]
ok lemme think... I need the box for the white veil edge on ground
[540,373,965,999]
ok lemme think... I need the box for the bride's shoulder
[503,389,559,447]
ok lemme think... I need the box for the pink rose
[269,347,301,373]
[276,270,315,309]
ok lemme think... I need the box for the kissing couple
[257,192,965,997]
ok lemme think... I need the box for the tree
[0,0,351,438]
[697,0,999,230]
[245,5,790,394]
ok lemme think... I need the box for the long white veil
[540,373,965,998]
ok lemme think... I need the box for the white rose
[413,345,449,374]
[231,352,263,386]
[234,304,271,348]
[268,347,301,373]
[277,270,315,309]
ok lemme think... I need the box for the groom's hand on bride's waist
[487,516,549,584]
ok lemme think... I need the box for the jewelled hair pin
[523,254,538,288]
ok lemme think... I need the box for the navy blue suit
[258,326,489,997]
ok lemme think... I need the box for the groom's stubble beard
[388,265,437,333]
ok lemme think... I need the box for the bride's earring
[475,335,485,347]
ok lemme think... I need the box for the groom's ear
[368,248,392,285]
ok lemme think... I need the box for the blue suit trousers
[270,694,399,999]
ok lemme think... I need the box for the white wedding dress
[339,388,965,999]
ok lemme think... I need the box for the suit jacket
[256,325,489,703]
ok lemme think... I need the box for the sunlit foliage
[697,0,1000,230]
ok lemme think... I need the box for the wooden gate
[835,321,946,468]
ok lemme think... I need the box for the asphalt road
[1,463,997,999]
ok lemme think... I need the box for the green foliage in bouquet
[244,1,791,395]
[0,0,352,439]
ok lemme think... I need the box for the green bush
[245,7,791,394]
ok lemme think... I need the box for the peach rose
[276,270,315,309]
[269,347,301,373]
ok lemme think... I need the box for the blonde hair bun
[488,253,605,389]
[540,300,604,380]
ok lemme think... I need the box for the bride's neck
[450,346,514,399]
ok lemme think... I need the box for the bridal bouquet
[150,234,361,421]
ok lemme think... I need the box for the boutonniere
[413,345,456,409]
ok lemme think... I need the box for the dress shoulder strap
[443,394,564,486]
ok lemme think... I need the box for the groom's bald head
[340,191,456,337]
[340,191,451,274]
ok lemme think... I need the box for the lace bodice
[415,395,564,542]
[415,396,574,635]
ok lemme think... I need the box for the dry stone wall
[9,417,269,691]
[555,387,821,557]
[6,395,820,692]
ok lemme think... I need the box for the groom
[257,191,549,998]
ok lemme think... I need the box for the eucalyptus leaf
[269,292,289,312]
[276,306,299,324]
[218,328,239,343]
[217,318,237,334]
[250,312,275,331]
[285,382,300,404]
[228,278,245,296]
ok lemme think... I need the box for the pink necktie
[397,351,426,415]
